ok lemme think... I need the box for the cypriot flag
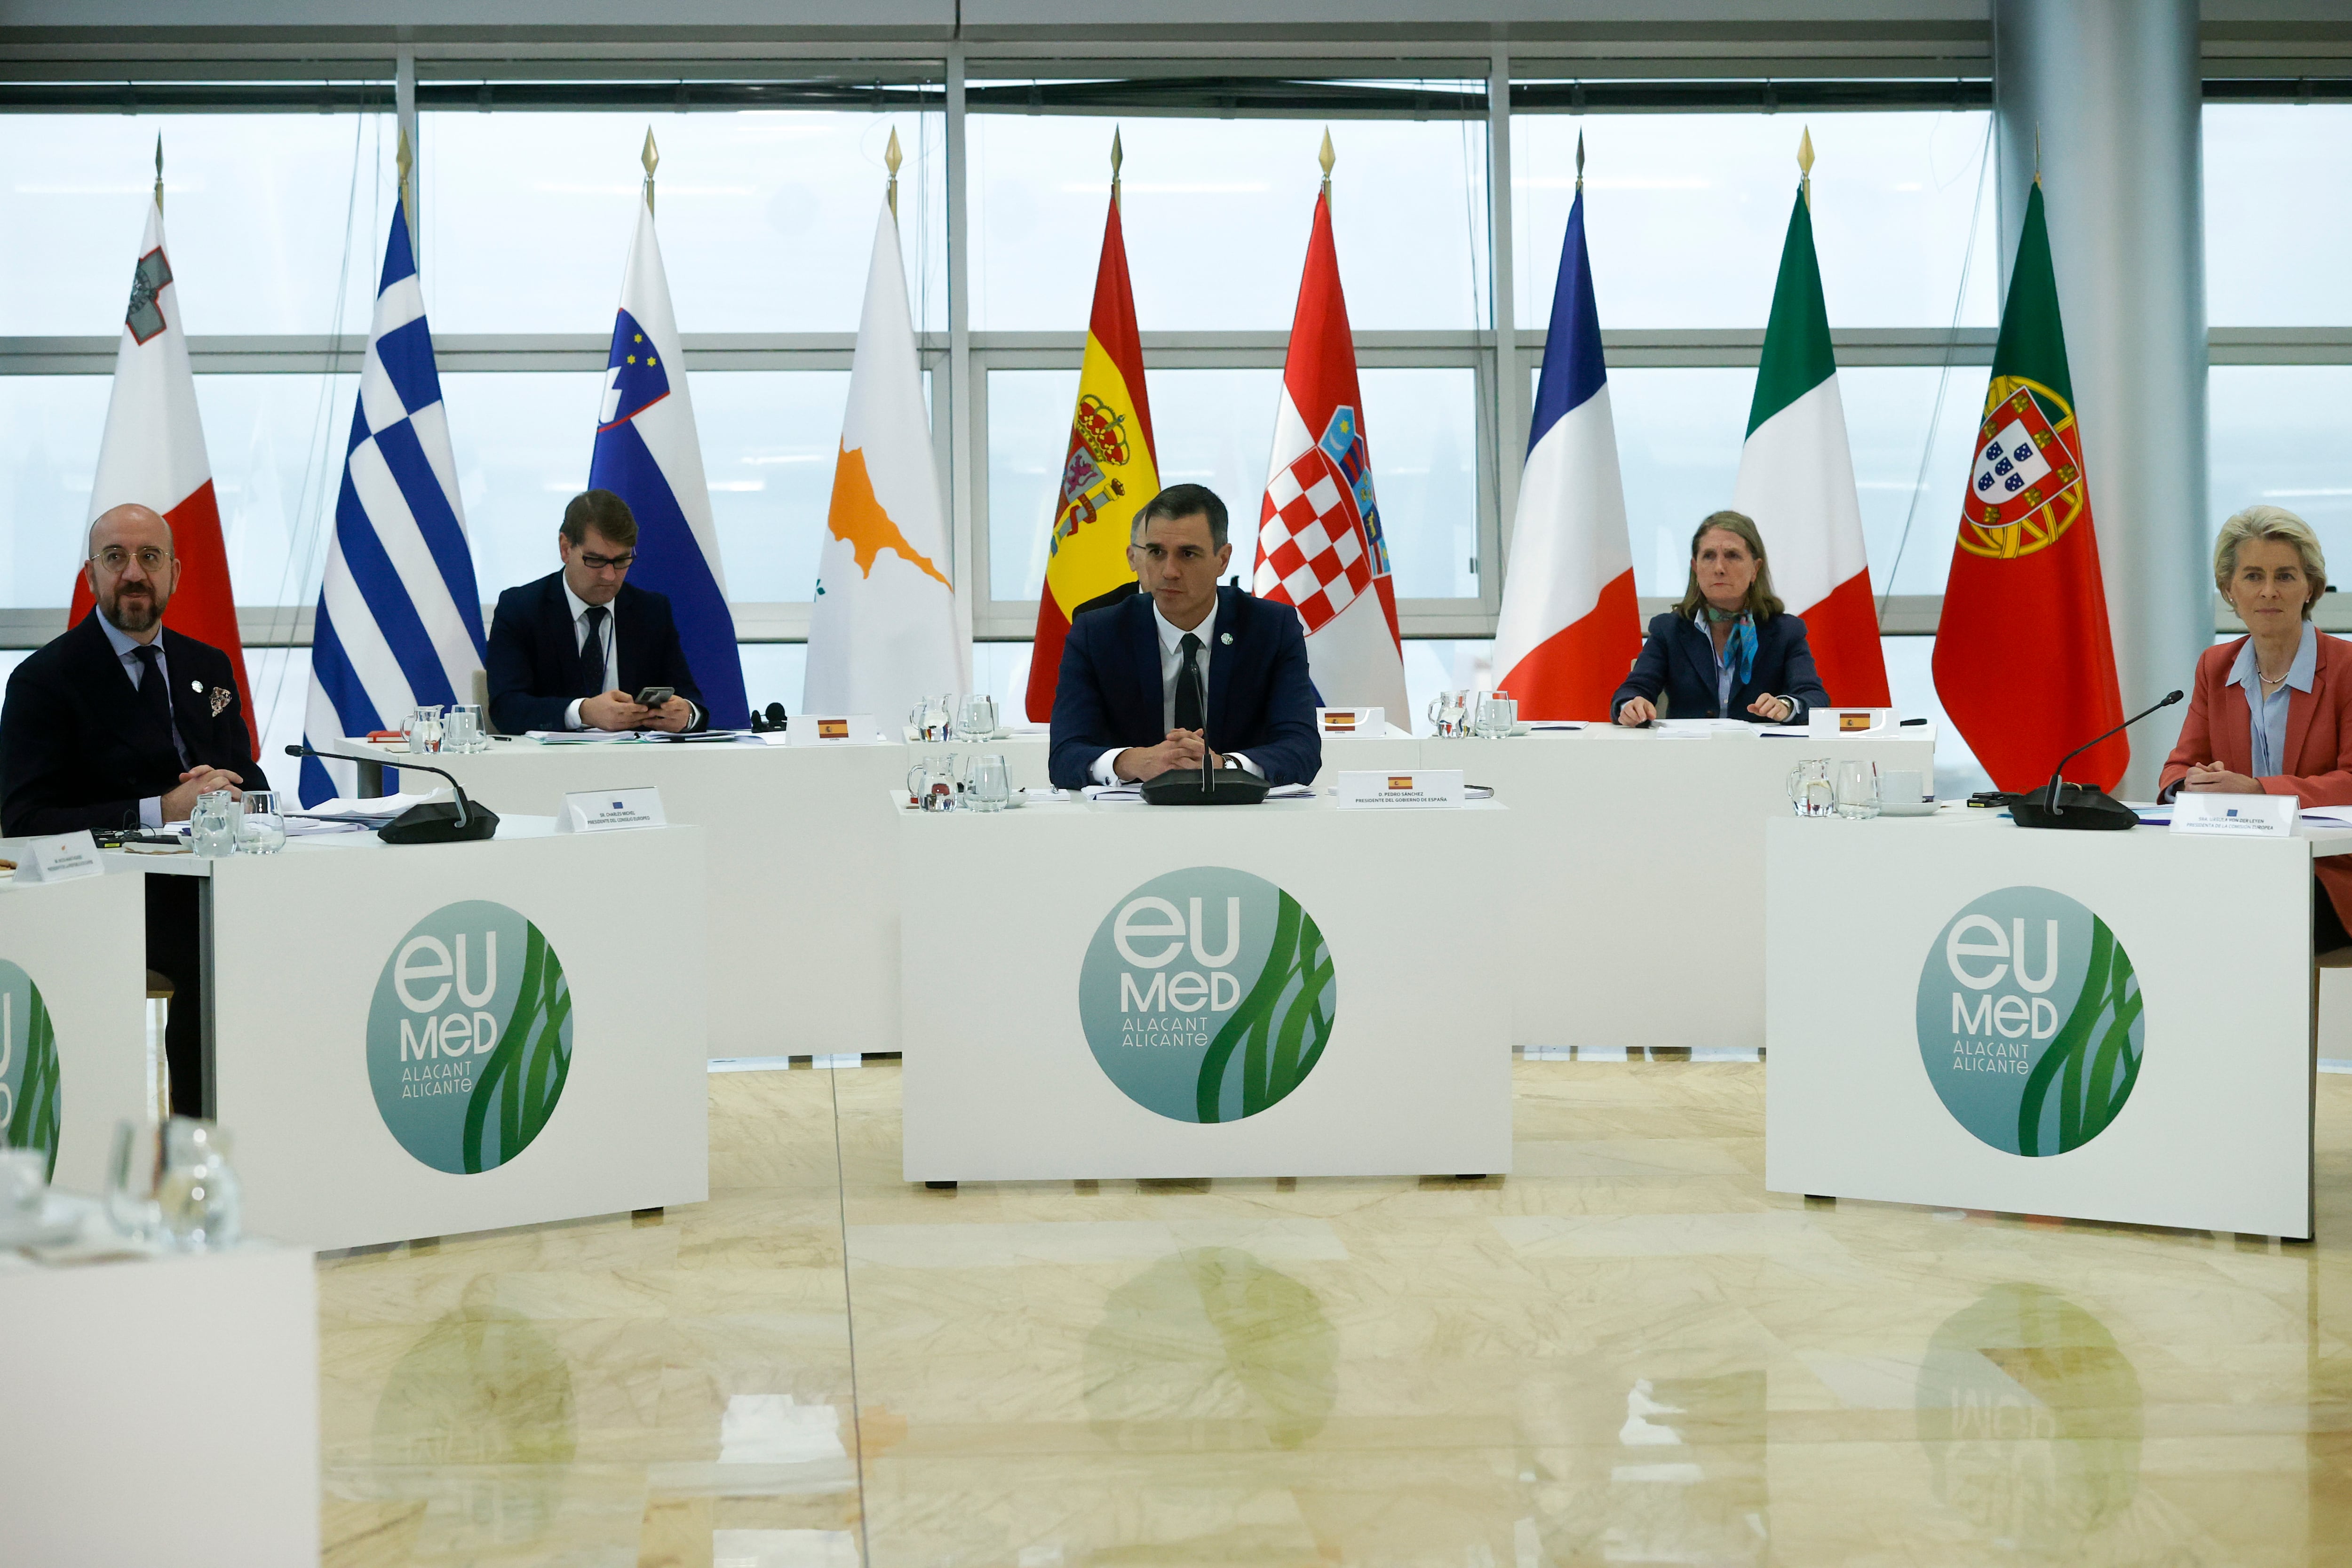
[804,188,966,715]
[1730,133,1890,707]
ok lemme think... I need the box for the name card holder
[1332,769,1464,809]
[1808,707,1899,735]
[787,714,879,746]
[1317,707,1384,736]
[14,830,105,884]
[2170,792,2297,838]
[556,788,667,834]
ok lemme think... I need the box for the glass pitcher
[157,1117,241,1251]
[906,756,958,811]
[190,789,239,858]
[403,704,444,754]
[1785,758,1836,819]
[1426,690,1471,739]
[908,695,952,743]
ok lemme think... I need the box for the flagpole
[641,127,659,216]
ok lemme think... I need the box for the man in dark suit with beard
[0,502,269,1118]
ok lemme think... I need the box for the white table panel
[0,859,149,1194]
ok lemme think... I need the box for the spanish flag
[1023,176,1158,721]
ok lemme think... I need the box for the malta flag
[1023,186,1158,721]
[1255,186,1409,722]
[1491,182,1639,720]
[1731,165,1890,707]
[588,187,751,729]
[73,195,258,749]
[805,195,966,716]
[1932,180,2125,790]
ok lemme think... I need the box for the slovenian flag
[587,188,750,729]
[1730,149,1891,707]
[1490,176,1640,720]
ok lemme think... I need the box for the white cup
[1882,768,1927,805]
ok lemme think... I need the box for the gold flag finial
[1797,125,1814,207]
[397,126,415,219]
[2034,123,2043,184]
[153,134,164,212]
[1110,125,1123,210]
[1575,128,1585,190]
[885,126,902,220]
[1318,126,1335,200]
[641,127,660,215]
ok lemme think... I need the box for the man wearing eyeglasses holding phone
[0,502,271,1117]
[485,489,707,736]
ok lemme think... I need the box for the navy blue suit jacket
[1610,610,1829,723]
[485,571,706,735]
[1049,585,1322,788]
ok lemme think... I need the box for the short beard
[103,588,162,635]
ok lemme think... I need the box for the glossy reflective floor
[318,1059,2352,1567]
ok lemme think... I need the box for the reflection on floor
[318,1060,2352,1567]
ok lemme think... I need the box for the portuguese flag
[1730,168,1890,707]
[1932,181,2126,791]
[1023,186,1159,721]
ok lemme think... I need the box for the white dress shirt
[100,613,187,828]
[1090,598,1263,783]
[560,580,699,731]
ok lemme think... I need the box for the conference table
[0,853,150,1194]
[1765,804,2344,1239]
[386,721,1929,1059]
[896,788,1512,1183]
[106,817,708,1250]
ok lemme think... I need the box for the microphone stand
[2008,690,2185,832]
[287,743,501,844]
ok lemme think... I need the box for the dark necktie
[131,644,186,765]
[579,606,609,699]
[1175,632,1205,732]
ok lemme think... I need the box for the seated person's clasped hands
[1118,727,1222,782]
[1612,510,1828,727]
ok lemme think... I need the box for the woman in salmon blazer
[2159,505,2352,949]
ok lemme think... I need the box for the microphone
[286,743,501,844]
[2009,690,2185,833]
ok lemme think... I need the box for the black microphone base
[379,802,501,844]
[1140,772,1271,807]
[2010,784,2139,832]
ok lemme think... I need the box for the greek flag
[300,196,486,804]
[587,199,749,728]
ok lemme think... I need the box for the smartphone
[635,685,675,709]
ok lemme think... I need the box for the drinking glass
[445,704,484,753]
[158,1117,241,1251]
[906,757,957,811]
[957,693,999,740]
[403,705,444,754]
[237,790,287,854]
[962,753,1013,812]
[1475,692,1518,738]
[190,789,239,858]
[1785,759,1835,818]
[1833,758,1882,820]
[106,1118,167,1242]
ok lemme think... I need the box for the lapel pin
[1220,632,1233,645]
[189,679,202,692]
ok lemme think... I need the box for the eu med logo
[367,901,572,1174]
[1914,887,2142,1157]
[0,960,60,1181]
[1079,868,1336,1123]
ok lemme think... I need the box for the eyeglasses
[90,547,172,575]
[578,550,636,571]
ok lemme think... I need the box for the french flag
[1491,181,1641,720]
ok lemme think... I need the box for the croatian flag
[301,195,485,805]
[1490,183,1640,720]
[587,200,750,728]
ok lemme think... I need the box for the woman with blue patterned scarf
[1611,510,1829,726]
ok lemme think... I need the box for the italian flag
[1730,173,1890,708]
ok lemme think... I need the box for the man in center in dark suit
[0,502,270,1119]
[485,488,707,737]
[1049,483,1320,789]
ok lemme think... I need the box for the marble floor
[317,1058,2352,1567]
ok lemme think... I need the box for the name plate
[787,713,877,746]
[1808,707,1899,735]
[556,788,667,834]
[1317,707,1383,736]
[2170,792,2297,838]
[13,830,103,884]
[1332,769,1463,809]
